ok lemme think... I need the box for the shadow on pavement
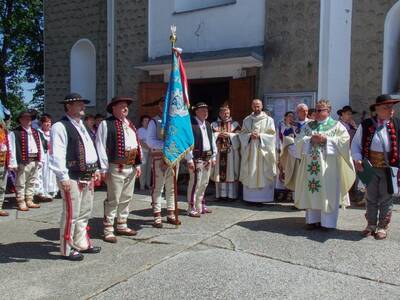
[237,217,364,243]
[130,207,188,218]
[0,241,59,263]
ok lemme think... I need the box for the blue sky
[22,82,35,104]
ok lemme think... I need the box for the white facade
[318,0,353,115]
[148,0,265,58]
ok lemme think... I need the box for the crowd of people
[0,92,399,261]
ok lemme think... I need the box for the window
[174,0,236,14]
[70,39,96,106]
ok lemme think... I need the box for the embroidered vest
[14,126,41,164]
[58,116,92,172]
[361,117,400,167]
[105,116,142,165]
[191,116,214,159]
[38,131,49,153]
[0,126,9,167]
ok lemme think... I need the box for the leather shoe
[26,201,40,209]
[63,251,84,261]
[167,217,182,225]
[17,204,29,211]
[103,235,117,243]
[0,210,9,216]
[80,246,101,254]
[305,222,321,230]
[34,194,53,202]
[116,228,137,236]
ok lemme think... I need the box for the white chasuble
[294,117,356,213]
[239,112,276,202]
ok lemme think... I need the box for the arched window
[382,2,400,94]
[70,39,96,106]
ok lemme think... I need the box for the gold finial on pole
[170,25,177,47]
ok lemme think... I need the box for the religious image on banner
[162,47,194,166]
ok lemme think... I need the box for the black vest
[58,116,97,172]
[191,116,213,159]
[361,117,400,168]
[13,126,41,164]
[105,116,141,165]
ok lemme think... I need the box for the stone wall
[350,0,397,117]
[115,0,149,123]
[44,0,149,122]
[262,0,320,96]
[44,0,108,119]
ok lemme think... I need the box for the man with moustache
[50,93,101,261]
[96,97,142,242]
[186,102,217,217]
[239,99,277,204]
[352,94,400,239]
[9,111,44,211]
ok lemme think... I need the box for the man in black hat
[337,105,358,141]
[96,96,142,242]
[9,110,44,211]
[352,94,400,239]
[337,105,364,204]
[146,97,181,227]
[185,102,217,217]
[50,93,101,261]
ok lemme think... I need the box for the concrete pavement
[1,189,400,299]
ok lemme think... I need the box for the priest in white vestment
[294,100,355,229]
[239,99,277,203]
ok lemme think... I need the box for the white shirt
[137,127,147,141]
[50,115,98,181]
[351,120,390,161]
[9,126,43,168]
[95,118,139,171]
[146,116,164,150]
[186,117,217,162]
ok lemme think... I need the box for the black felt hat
[369,94,400,111]
[59,93,90,104]
[106,96,134,113]
[192,102,209,111]
[337,105,358,116]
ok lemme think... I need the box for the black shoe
[80,246,101,254]
[320,226,334,232]
[306,222,321,230]
[63,251,84,261]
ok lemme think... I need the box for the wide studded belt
[369,151,386,168]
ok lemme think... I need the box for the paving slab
[217,203,400,286]
[93,247,400,300]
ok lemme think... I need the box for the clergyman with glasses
[294,99,355,230]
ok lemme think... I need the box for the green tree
[0,0,44,122]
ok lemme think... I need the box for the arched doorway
[70,39,96,106]
[382,1,400,94]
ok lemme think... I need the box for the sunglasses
[316,108,329,113]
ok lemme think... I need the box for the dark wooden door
[138,82,168,118]
[229,77,255,124]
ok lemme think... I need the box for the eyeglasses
[316,109,329,113]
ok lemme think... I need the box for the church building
[44,0,400,123]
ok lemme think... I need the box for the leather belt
[113,149,138,165]
[369,150,386,168]
[193,150,212,161]
[69,163,98,181]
